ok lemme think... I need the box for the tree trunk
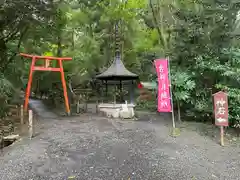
[57,34,62,57]
[0,38,7,70]
[0,26,28,72]
[177,100,181,122]
[149,0,166,49]
[72,30,75,50]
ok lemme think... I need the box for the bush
[0,74,14,118]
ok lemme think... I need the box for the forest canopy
[1,0,240,127]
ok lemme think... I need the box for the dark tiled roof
[96,57,138,80]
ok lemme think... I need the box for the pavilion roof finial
[96,20,138,80]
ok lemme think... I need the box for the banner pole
[167,57,176,129]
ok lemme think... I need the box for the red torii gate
[20,53,72,115]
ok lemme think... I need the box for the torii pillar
[20,53,72,115]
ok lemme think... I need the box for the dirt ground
[0,100,240,180]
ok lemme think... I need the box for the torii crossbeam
[20,53,72,115]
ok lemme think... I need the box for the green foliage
[0,74,13,99]
[214,48,240,127]
[0,74,14,117]
[172,70,195,102]
[165,0,240,123]
[136,91,157,112]
[2,0,240,130]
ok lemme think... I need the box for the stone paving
[0,100,240,180]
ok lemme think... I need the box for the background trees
[1,0,240,127]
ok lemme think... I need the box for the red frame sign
[213,91,228,126]
[20,53,72,115]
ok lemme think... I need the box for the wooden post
[96,100,99,114]
[0,130,3,150]
[16,105,19,117]
[85,100,88,113]
[77,100,80,114]
[28,110,33,139]
[167,58,176,129]
[20,105,24,125]
[220,126,224,146]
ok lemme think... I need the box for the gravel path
[0,100,240,180]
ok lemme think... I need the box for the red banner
[154,59,172,112]
[213,91,228,126]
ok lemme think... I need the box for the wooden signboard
[213,91,228,127]
[213,91,228,146]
